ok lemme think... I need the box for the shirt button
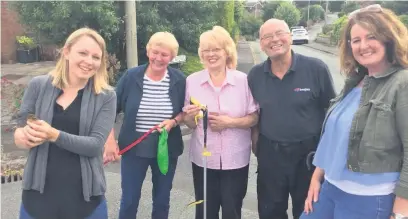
[348,165,353,171]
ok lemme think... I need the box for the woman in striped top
[103,32,186,219]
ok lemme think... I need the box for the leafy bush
[322,24,334,34]
[239,11,262,37]
[16,36,36,50]
[178,48,203,76]
[330,15,348,45]
[309,5,325,21]
[338,12,345,18]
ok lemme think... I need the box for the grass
[178,48,203,76]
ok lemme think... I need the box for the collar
[199,68,236,86]
[263,50,298,77]
[342,65,403,98]
[135,63,177,88]
[371,65,402,79]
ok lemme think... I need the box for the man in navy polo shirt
[248,19,336,219]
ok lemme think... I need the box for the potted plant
[16,35,39,63]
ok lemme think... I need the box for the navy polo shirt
[247,51,336,142]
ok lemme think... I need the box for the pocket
[366,99,398,150]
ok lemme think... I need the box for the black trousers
[192,163,249,219]
[256,134,318,219]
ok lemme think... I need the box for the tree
[13,1,120,47]
[218,1,235,36]
[240,10,263,38]
[382,1,408,15]
[261,1,282,21]
[234,1,245,25]
[341,1,360,14]
[309,4,325,21]
[135,1,219,59]
[274,2,301,28]
[329,1,344,12]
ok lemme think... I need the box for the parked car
[291,26,305,30]
[291,28,309,44]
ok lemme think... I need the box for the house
[245,0,263,18]
[1,1,25,64]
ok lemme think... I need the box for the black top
[248,51,336,142]
[22,89,102,219]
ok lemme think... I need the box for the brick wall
[1,1,24,64]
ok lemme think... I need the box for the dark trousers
[257,134,318,219]
[20,199,108,219]
[192,163,249,219]
[119,154,178,219]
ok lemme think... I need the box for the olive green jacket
[322,66,408,199]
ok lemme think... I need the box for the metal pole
[307,0,310,28]
[203,156,207,219]
[202,109,209,219]
[125,0,138,68]
[325,0,329,24]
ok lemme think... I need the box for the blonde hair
[146,32,179,58]
[49,27,111,94]
[198,26,238,69]
[339,8,408,76]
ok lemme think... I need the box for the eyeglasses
[348,4,383,19]
[261,31,290,41]
[202,48,223,54]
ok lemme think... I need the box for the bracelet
[173,118,179,126]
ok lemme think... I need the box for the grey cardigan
[17,75,117,201]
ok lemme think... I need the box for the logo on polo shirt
[294,88,311,92]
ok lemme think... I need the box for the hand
[208,113,233,132]
[183,105,201,121]
[304,178,321,215]
[158,119,176,132]
[27,120,59,142]
[251,141,257,157]
[14,126,45,149]
[103,142,120,163]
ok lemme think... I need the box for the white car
[291,28,309,44]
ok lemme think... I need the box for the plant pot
[16,47,39,63]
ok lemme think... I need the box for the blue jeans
[20,199,107,219]
[118,155,178,219]
[300,180,394,219]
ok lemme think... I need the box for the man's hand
[208,113,233,132]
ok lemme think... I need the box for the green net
[157,128,169,175]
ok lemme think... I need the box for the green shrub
[399,15,408,28]
[322,24,334,34]
[338,12,345,18]
[330,15,348,45]
[179,47,203,76]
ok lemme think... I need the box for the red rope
[104,125,158,165]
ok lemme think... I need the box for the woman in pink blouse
[183,26,259,219]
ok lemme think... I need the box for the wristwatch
[392,213,408,219]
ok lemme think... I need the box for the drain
[1,173,23,184]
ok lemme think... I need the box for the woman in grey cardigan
[14,28,116,219]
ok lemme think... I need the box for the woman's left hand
[157,119,176,132]
[27,120,59,142]
[208,113,232,132]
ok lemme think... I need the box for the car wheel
[305,40,309,44]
